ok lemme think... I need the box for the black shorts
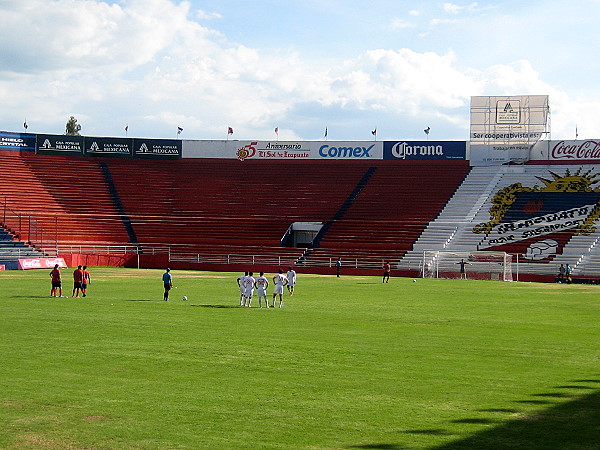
[164,283,171,291]
[82,283,88,289]
[73,282,82,289]
[52,281,62,288]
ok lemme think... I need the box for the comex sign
[318,144,374,158]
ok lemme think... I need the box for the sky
[1,0,600,141]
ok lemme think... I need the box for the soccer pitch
[1,268,599,449]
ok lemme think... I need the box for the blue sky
[1,0,599,141]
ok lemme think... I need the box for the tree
[65,116,82,136]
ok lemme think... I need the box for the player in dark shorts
[162,268,173,301]
[382,262,391,283]
[82,265,91,297]
[50,264,63,297]
[72,265,84,298]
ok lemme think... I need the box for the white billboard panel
[471,95,549,144]
[183,140,383,160]
[470,95,550,165]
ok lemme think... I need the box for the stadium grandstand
[1,96,600,282]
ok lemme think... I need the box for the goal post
[422,250,513,281]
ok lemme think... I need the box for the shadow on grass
[348,444,406,449]
[430,385,600,449]
[190,304,241,309]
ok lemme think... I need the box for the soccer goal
[422,250,513,281]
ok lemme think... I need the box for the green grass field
[1,268,599,449]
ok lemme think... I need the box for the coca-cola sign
[18,258,67,270]
[551,140,600,160]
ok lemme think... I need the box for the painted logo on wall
[473,168,600,262]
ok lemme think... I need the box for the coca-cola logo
[552,140,600,160]
[18,258,67,270]
[22,259,42,269]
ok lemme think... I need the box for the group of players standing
[49,264,91,298]
[237,267,296,308]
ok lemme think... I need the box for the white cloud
[390,18,415,30]
[195,9,223,20]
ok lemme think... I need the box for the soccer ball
[412,279,416,283]
[182,296,188,301]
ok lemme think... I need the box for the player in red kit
[72,265,84,298]
[50,264,63,297]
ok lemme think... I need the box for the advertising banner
[85,136,133,158]
[183,140,383,160]
[0,131,36,152]
[469,143,533,165]
[18,257,67,270]
[530,140,600,162]
[133,138,181,159]
[383,141,466,160]
[470,95,549,165]
[36,134,84,156]
[0,265,5,271]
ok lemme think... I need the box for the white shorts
[244,287,254,298]
[274,285,284,295]
[257,288,267,297]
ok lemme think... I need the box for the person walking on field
[335,258,342,277]
[382,261,391,283]
[287,266,297,296]
[163,268,173,301]
[50,264,64,297]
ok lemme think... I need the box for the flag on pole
[371,128,377,136]
[125,124,129,132]
[177,127,183,134]
[228,127,234,135]
[23,120,28,130]
[324,127,328,138]
[274,127,278,135]
[424,126,430,135]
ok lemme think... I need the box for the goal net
[422,250,513,281]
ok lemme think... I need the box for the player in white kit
[272,269,288,308]
[237,272,247,306]
[243,271,256,307]
[254,272,269,308]
[286,266,297,296]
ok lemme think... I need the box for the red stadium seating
[0,150,471,268]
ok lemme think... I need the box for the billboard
[133,138,182,159]
[0,131,36,152]
[183,140,383,160]
[530,140,600,162]
[36,134,84,156]
[470,95,549,165]
[383,141,466,160]
[85,136,133,158]
[18,257,67,270]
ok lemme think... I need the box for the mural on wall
[473,168,600,261]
